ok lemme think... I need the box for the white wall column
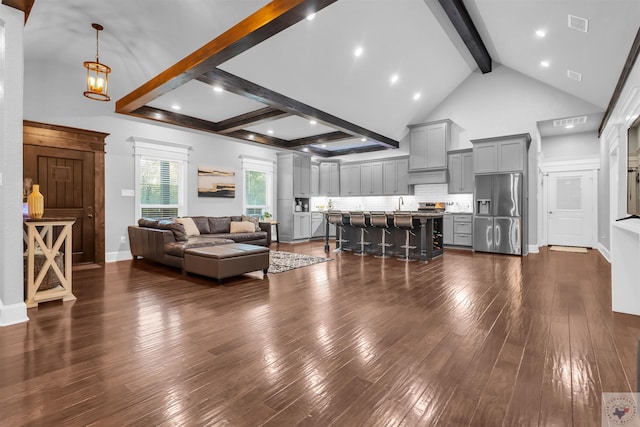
[0,5,28,326]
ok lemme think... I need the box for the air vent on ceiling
[568,15,589,32]
[567,69,583,82]
[553,116,588,127]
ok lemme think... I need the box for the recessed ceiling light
[540,61,550,68]
[321,144,327,148]
[413,92,421,101]
[171,104,181,110]
[267,129,274,135]
[360,137,367,142]
[306,13,316,21]
[213,86,223,93]
[310,120,317,125]
[302,147,309,152]
[565,124,574,129]
[535,29,546,38]
[354,46,364,57]
[390,74,399,84]
[248,134,255,140]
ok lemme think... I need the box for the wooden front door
[24,145,96,264]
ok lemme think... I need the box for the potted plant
[263,211,272,221]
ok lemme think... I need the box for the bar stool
[350,211,371,256]
[327,212,349,253]
[394,212,416,262]
[370,211,392,258]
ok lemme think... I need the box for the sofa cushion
[209,231,267,243]
[230,221,256,233]
[138,218,159,228]
[242,215,261,231]
[230,216,242,222]
[209,217,231,234]
[176,217,200,237]
[157,219,188,242]
[190,216,211,234]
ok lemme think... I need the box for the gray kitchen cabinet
[340,164,361,196]
[452,214,473,247]
[443,214,454,245]
[448,149,473,194]
[408,120,451,171]
[383,158,410,195]
[319,162,340,196]
[293,213,311,240]
[311,163,319,196]
[361,162,383,195]
[293,154,311,197]
[472,134,530,174]
[311,212,324,238]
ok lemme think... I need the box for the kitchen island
[323,211,443,262]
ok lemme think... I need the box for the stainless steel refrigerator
[473,173,523,255]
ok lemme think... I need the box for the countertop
[323,211,443,218]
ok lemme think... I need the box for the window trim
[132,137,191,222]
[240,156,274,218]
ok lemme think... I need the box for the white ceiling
[20,0,640,151]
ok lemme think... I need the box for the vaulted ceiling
[18,0,640,155]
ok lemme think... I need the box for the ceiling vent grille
[553,116,588,127]
[567,69,583,82]
[568,15,589,32]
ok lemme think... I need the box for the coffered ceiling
[18,0,640,155]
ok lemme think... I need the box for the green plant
[263,211,272,219]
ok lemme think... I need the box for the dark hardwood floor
[0,242,637,426]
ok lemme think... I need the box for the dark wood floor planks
[1,242,639,426]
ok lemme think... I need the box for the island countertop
[323,211,444,218]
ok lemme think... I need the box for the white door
[547,171,594,247]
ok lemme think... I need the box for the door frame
[540,156,599,248]
[23,121,108,265]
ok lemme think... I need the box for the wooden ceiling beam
[129,106,220,133]
[115,0,337,115]
[287,131,353,147]
[200,68,400,149]
[216,107,290,134]
[2,0,35,23]
[224,130,290,149]
[324,144,389,157]
[438,0,492,74]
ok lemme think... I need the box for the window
[133,137,190,220]
[241,156,274,218]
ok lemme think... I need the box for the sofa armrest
[259,222,272,246]
[128,226,175,261]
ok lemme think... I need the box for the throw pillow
[230,221,256,233]
[175,217,200,237]
[209,217,231,234]
[157,220,188,241]
[242,215,261,232]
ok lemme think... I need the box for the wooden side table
[24,218,76,308]
[270,221,280,243]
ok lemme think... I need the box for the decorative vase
[28,184,44,219]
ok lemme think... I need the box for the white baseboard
[106,251,133,263]
[0,301,29,326]
[598,242,611,263]
[528,244,540,254]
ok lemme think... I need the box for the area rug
[550,246,588,254]
[268,251,331,274]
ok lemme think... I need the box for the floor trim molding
[598,242,611,263]
[0,301,29,326]
[528,244,540,254]
[106,251,133,263]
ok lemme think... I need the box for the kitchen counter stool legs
[328,212,349,253]
[394,212,416,262]
[350,211,371,256]
[370,211,392,258]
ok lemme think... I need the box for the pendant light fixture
[83,23,111,101]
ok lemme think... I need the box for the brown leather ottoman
[183,243,270,284]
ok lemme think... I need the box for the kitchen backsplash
[310,184,473,213]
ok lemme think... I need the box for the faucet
[397,196,404,211]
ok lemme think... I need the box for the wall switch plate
[121,236,127,244]
[121,189,135,197]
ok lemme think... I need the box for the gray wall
[541,131,599,159]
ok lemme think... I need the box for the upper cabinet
[383,159,409,195]
[340,164,361,196]
[408,119,452,171]
[448,149,473,194]
[293,154,311,197]
[319,162,340,197]
[361,162,383,196]
[310,163,320,197]
[471,133,531,174]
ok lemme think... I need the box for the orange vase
[27,184,44,219]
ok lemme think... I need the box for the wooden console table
[24,218,76,308]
